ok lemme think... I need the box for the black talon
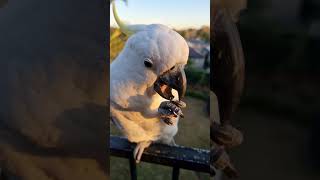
[163,118,173,125]
[158,100,186,125]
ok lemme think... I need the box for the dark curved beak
[154,65,187,101]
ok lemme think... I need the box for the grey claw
[163,118,173,125]
[158,101,185,125]
[171,100,186,108]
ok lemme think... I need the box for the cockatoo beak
[154,65,187,101]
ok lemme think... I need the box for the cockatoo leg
[133,141,151,163]
[211,122,243,149]
[169,138,177,146]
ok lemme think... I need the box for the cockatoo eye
[144,58,153,68]
[170,66,175,70]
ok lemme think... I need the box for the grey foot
[133,141,151,163]
[158,100,186,125]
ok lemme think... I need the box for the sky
[110,0,210,30]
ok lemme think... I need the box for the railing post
[129,156,137,180]
[0,167,3,180]
[172,167,180,180]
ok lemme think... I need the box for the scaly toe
[133,141,152,163]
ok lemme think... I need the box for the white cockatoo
[110,0,189,162]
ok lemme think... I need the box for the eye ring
[144,58,153,68]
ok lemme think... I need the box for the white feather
[110,24,189,144]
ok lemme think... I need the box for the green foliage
[184,66,209,100]
[176,26,210,42]
[110,28,128,61]
[185,66,209,87]
[186,90,208,101]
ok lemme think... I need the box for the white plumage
[111,24,189,142]
[110,1,189,162]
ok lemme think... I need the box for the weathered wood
[110,135,210,173]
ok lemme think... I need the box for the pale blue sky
[110,0,210,30]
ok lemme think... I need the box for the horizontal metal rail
[110,135,211,180]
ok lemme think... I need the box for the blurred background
[225,0,320,179]
[110,0,211,179]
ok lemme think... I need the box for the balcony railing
[110,135,211,180]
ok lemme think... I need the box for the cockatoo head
[112,0,189,101]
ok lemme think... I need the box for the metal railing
[110,135,211,180]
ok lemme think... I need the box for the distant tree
[110,28,128,61]
[177,26,210,42]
